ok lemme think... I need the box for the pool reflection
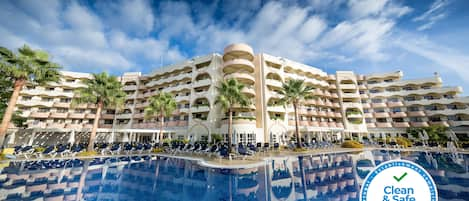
[0,150,468,201]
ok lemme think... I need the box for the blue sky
[1,0,469,94]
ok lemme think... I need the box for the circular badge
[360,160,438,201]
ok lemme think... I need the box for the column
[28,131,36,146]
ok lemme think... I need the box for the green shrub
[395,137,412,148]
[341,140,364,148]
[293,147,308,152]
[211,134,223,144]
[153,148,164,153]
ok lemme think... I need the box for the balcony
[193,79,211,88]
[374,112,389,118]
[17,99,54,107]
[49,112,68,119]
[66,124,83,129]
[192,105,210,113]
[222,117,256,125]
[300,121,309,126]
[99,124,113,129]
[179,107,190,113]
[30,112,50,118]
[341,93,360,98]
[375,122,392,128]
[223,59,255,74]
[332,103,340,108]
[175,96,190,102]
[367,123,376,128]
[314,89,324,96]
[101,114,115,119]
[371,103,387,108]
[224,73,255,84]
[387,101,404,107]
[335,112,342,118]
[266,79,283,88]
[362,103,371,108]
[123,85,138,91]
[392,122,410,128]
[449,121,469,127]
[317,111,327,117]
[178,121,189,127]
[69,113,85,119]
[268,106,285,113]
[28,122,47,128]
[133,113,145,119]
[370,86,462,98]
[410,122,429,127]
[425,108,469,116]
[336,122,344,128]
[319,122,329,127]
[327,111,335,117]
[407,111,425,117]
[47,123,65,128]
[116,113,132,119]
[53,102,71,108]
[364,113,373,118]
[360,94,368,99]
[223,43,254,61]
[85,113,96,119]
[429,121,449,127]
[390,112,407,118]
[328,122,337,127]
[340,84,357,90]
[241,87,256,96]
[309,122,319,127]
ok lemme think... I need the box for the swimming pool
[0,150,467,201]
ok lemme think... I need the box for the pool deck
[2,146,468,169]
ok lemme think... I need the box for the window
[75,109,85,113]
[104,120,113,124]
[22,96,32,100]
[392,108,402,112]
[47,87,55,91]
[404,96,416,101]
[376,118,387,123]
[26,86,35,90]
[370,89,380,93]
[371,99,382,103]
[66,79,75,83]
[408,106,419,112]
[60,98,71,103]
[42,97,53,102]
[63,89,72,93]
[57,108,68,113]
[38,108,49,112]
[384,79,393,83]
[393,118,404,122]
[375,108,385,113]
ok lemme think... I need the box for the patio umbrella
[68,130,75,144]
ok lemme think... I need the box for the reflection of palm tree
[298,156,308,200]
[76,160,90,201]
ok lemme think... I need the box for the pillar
[28,131,36,146]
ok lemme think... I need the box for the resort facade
[6,43,469,146]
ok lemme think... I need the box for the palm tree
[278,79,314,148]
[0,45,61,146]
[144,92,177,146]
[73,72,126,152]
[215,78,251,153]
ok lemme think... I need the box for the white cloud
[64,2,102,31]
[348,0,389,19]
[395,36,469,83]
[96,0,154,36]
[53,46,133,72]
[413,0,450,31]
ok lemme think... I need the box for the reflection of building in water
[1,152,467,200]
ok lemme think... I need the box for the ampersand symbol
[383,195,389,201]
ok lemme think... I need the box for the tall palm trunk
[87,102,102,151]
[293,102,301,148]
[228,108,233,153]
[159,114,164,146]
[0,79,25,147]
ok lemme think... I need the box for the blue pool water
[0,150,468,201]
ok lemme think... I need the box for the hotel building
[6,43,469,145]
